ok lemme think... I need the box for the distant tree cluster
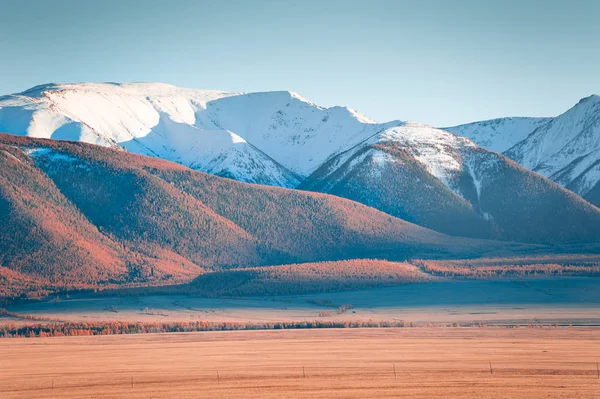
[0,319,417,338]
[413,255,600,279]
[1,318,501,338]
[1,318,567,338]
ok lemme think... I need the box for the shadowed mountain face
[1,133,535,297]
[300,124,600,244]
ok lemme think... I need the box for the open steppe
[1,328,600,398]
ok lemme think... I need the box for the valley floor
[1,328,600,398]
[3,278,600,326]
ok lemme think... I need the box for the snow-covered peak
[446,94,600,201]
[304,120,488,199]
[370,123,478,188]
[192,89,392,175]
[0,82,307,187]
[512,93,600,169]
[0,81,509,191]
[1,82,403,185]
[444,117,552,153]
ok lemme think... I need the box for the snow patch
[24,147,79,163]
[375,123,472,188]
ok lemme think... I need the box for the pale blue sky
[1,0,598,126]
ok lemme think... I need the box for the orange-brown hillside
[0,133,536,297]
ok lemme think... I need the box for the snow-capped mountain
[446,95,600,205]
[300,122,600,243]
[194,90,393,176]
[1,82,599,243]
[0,83,300,187]
[0,82,391,187]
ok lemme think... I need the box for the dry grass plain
[1,328,600,398]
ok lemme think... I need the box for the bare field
[1,328,600,398]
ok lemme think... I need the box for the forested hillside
[0,133,529,298]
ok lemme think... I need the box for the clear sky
[1,0,598,126]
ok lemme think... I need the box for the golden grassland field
[1,328,600,399]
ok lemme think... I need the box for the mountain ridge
[2,82,600,244]
[446,94,600,206]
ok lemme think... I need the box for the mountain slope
[300,123,600,244]
[0,145,129,286]
[1,133,527,297]
[446,95,600,206]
